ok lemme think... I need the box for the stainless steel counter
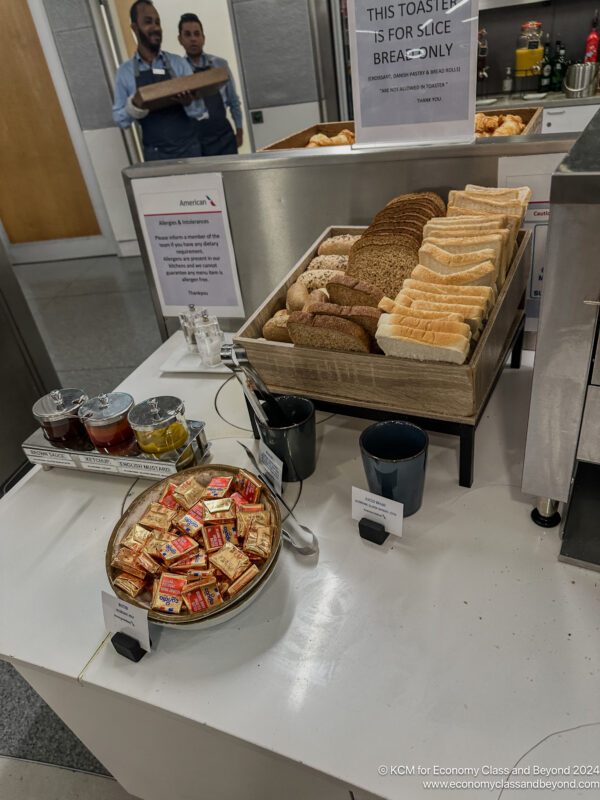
[477,92,600,110]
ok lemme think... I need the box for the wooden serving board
[235,227,531,419]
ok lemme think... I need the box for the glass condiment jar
[193,309,224,367]
[515,21,544,77]
[32,388,92,450]
[78,392,136,454]
[179,304,200,353]
[128,395,193,466]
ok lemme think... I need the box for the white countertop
[2,336,599,799]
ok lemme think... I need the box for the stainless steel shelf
[480,0,547,10]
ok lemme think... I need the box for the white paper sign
[498,152,567,319]
[102,591,151,653]
[352,487,403,536]
[258,440,283,496]
[347,0,478,146]
[131,173,245,317]
[22,447,76,468]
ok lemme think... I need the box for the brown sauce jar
[32,389,92,450]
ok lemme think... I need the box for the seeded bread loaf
[296,269,345,290]
[287,312,371,353]
[317,234,361,256]
[307,254,348,271]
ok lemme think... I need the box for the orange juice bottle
[515,21,544,77]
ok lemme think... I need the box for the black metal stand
[246,315,525,489]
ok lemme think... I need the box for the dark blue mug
[359,421,428,517]
[256,395,316,482]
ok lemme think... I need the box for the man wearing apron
[113,1,206,161]
[178,14,243,156]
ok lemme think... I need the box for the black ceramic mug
[359,421,428,517]
[256,395,316,482]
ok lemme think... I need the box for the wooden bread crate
[478,106,543,135]
[133,67,229,111]
[234,227,531,419]
[259,121,355,151]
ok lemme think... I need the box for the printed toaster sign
[347,0,478,146]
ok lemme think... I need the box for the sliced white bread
[448,190,526,220]
[378,297,397,314]
[446,206,520,258]
[402,279,494,311]
[423,216,508,238]
[418,243,498,276]
[381,307,465,323]
[423,234,506,283]
[376,326,470,364]
[409,298,484,333]
[411,262,497,290]
[378,315,471,340]
[464,184,531,206]
[398,288,487,316]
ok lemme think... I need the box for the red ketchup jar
[32,389,92,450]
[78,392,136,454]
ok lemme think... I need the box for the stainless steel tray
[22,421,209,479]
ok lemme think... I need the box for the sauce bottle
[585,10,599,63]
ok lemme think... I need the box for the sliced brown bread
[347,238,418,297]
[347,305,381,336]
[326,275,384,307]
[287,312,371,353]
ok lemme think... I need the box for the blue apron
[193,59,238,156]
[135,54,202,162]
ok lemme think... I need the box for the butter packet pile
[111,471,273,615]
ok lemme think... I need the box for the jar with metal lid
[32,388,91,450]
[79,392,136,454]
[128,396,193,465]
[515,21,544,77]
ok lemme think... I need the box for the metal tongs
[237,440,319,557]
[220,344,289,427]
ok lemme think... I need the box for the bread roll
[286,281,309,312]
[296,269,345,290]
[308,254,348,271]
[262,311,292,343]
[317,234,361,256]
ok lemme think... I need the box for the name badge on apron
[152,68,166,75]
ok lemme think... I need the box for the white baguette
[411,262,497,290]
[418,243,498,275]
[376,327,470,364]
[403,278,494,310]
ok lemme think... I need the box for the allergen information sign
[131,173,245,318]
[347,0,478,146]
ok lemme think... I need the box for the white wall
[155,1,251,154]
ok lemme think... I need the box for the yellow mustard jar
[128,396,193,465]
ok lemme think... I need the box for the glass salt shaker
[179,304,199,353]
[193,309,224,367]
